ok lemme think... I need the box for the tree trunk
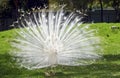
[113,0,120,22]
[99,0,103,22]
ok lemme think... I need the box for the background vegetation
[0,0,120,31]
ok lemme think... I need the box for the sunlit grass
[0,23,120,78]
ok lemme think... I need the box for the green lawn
[0,23,120,78]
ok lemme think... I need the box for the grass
[0,23,120,78]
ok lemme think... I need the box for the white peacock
[11,8,101,72]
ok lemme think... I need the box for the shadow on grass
[0,53,39,78]
[0,53,24,78]
[52,64,120,78]
[104,54,120,61]
[0,54,120,78]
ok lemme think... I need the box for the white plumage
[12,8,101,69]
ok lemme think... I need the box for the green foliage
[49,0,120,13]
[0,23,120,78]
[0,0,10,12]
